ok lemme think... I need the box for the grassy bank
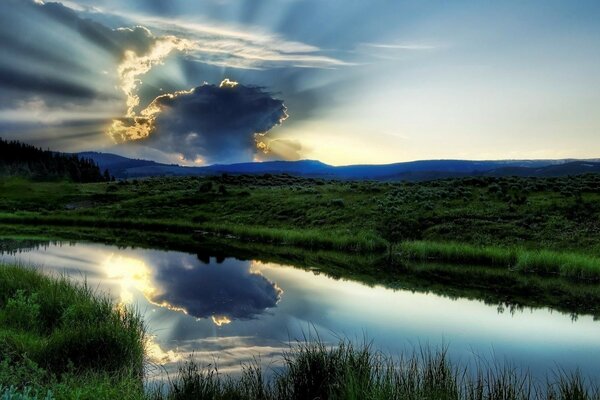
[400,241,600,281]
[0,214,385,252]
[0,264,146,399]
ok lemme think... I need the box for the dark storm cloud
[150,257,281,321]
[140,81,287,164]
[0,66,97,100]
[0,0,156,105]
[1,0,156,58]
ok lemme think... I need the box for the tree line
[0,137,111,182]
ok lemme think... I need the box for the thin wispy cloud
[361,43,438,50]
[92,11,351,70]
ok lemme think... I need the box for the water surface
[1,240,599,379]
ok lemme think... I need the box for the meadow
[0,173,599,280]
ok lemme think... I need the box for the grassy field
[2,264,598,400]
[0,173,599,279]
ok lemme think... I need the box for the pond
[1,239,599,380]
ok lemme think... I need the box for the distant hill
[77,152,162,177]
[79,151,600,181]
[0,139,108,182]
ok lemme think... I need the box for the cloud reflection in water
[103,252,282,325]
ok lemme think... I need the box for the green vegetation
[0,173,599,279]
[400,241,600,280]
[0,138,109,183]
[0,264,145,400]
[151,339,600,400]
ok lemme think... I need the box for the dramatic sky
[1,0,599,165]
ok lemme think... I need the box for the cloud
[0,96,116,124]
[110,80,288,164]
[97,13,351,70]
[0,66,98,100]
[0,0,346,160]
[361,43,438,50]
[117,34,194,117]
[0,0,158,108]
[149,257,282,322]
[256,138,304,161]
[30,2,158,58]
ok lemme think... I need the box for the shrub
[330,198,345,207]
[1,290,40,332]
[198,181,213,193]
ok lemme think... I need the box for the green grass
[150,339,600,400]
[515,249,600,280]
[199,223,386,252]
[399,241,516,266]
[400,241,600,281]
[0,264,146,400]
[0,173,600,280]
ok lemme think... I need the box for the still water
[1,240,599,379]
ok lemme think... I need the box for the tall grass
[399,241,516,267]
[514,250,600,281]
[151,339,600,400]
[0,214,386,252]
[400,241,600,281]
[0,264,146,399]
[199,223,387,252]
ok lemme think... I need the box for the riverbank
[0,264,145,399]
[1,212,599,282]
[400,240,600,281]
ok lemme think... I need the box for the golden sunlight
[103,254,157,304]
[211,315,233,326]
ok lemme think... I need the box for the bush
[330,198,345,207]
[1,290,40,332]
[198,181,213,193]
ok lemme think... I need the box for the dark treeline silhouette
[0,137,110,182]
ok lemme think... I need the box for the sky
[0,0,599,166]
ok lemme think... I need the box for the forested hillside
[0,138,109,182]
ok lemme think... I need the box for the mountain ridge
[78,151,600,181]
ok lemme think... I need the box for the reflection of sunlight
[103,254,156,304]
[103,254,189,314]
[249,260,266,274]
[250,260,284,302]
[102,255,281,326]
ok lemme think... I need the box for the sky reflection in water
[1,241,599,379]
